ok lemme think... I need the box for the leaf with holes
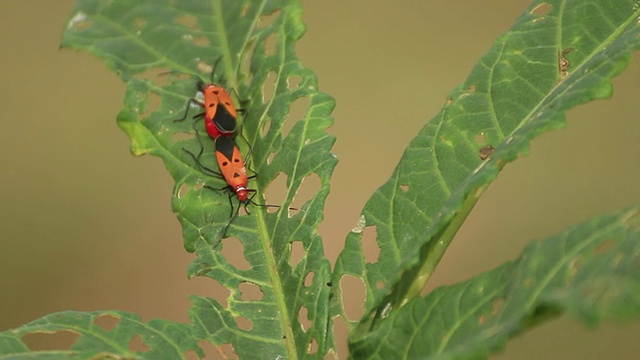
[331,0,640,347]
[1,0,635,359]
[60,0,337,359]
[350,207,640,359]
[0,311,202,359]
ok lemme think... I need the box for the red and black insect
[172,60,243,139]
[183,133,279,237]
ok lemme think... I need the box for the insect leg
[174,99,205,123]
[182,123,222,177]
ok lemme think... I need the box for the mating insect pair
[173,63,279,237]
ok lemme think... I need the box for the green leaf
[0,311,203,359]
[350,207,640,359]
[61,0,337,359]
[332,0,640,339]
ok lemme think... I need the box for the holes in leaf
[290,240,305,269]
[220,237,251,271]
[128,334,150,352]
[308,338,319,355]
[324,349,338,360]
[261,118,272,139]
[94,313,120,331]
[288,75,303,90]
[340,275,366,321]
[216,343,238,359]
[184,350,199,360]
[172,131,196,142]
[399,184,409,192]
[140,91,162,120]
[282,96,310,139]
[235,316,253,331]
[530,2,551,23]
[177,14,199,29]
[331,316,349,359]
[304,271,315,287]
[475,131,486,144]
[263,171,288,212]
[22,330,80,351]
[219,342,238,359]
[266,152,277,165]
[298,306,312,332]
[239,282,263,301]
[362,226,380,264]
[264,33,277,56]
[257,9,281,29]
[191,277,230,309]
[530,2,552,16]
[240,40,257,83]
[262,71,277,104]
[159,72,191,92]
[197,340,237,359]
[290,173,321,213]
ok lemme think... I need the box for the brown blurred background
[1,1,639,359]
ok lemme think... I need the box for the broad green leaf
[61,0,337,359]
[0,311,202,359]
[350,207,640,359]
[332,0,640,340]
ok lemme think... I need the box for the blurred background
[1,1,639,358]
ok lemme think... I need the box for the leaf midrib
[218,1,300,358]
